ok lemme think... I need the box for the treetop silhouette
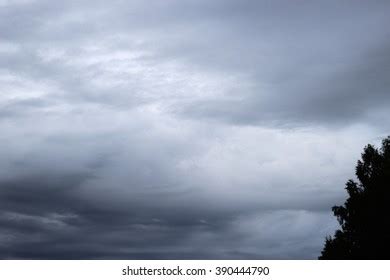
[320,136,390,259]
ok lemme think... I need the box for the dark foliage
[319,136,390,259]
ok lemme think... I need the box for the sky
[0,0,389,259]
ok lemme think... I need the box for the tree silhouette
[319,136,390,259]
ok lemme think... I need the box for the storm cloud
[0,0,389,259]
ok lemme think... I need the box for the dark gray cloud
[0,172,337,259]
[0,0,389,259]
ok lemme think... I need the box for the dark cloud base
[0,173,332,259]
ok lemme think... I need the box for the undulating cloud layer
[0,0,389,259]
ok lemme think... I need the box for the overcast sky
[0,0,389,259]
